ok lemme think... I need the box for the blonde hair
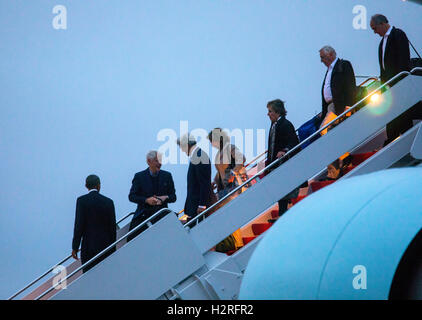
[207,128,230,150]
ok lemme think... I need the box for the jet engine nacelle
[240,168,422,299]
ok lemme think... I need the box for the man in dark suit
[319,46,356,134]
[370,14,410,84]
[370,14,414,145]
[265,99,300,217]
[177,133,212,223]
[72,175,116,273]
[127,150,176,242]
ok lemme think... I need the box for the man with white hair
[127,150,176,242]
[177,133,212,223]
[319,45,356,134]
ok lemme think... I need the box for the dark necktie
[270,122,276,159]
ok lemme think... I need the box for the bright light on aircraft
[367,89,392,116]
[369,92,382,104]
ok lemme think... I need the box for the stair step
[342,165,356,175]
[226,249,237,256]
[351,151,376,166]
[242,237,257,245]
[291,195,307,206]
[309,180,335,192]
[251,223,272,236]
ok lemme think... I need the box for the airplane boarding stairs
[9,68,422,300]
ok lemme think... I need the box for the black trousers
[81,247,115,273]
[278,199,289,217]
[385,110,413,146]
[127,210,169,242]
[385,102,421,146]
[411,101,422,120]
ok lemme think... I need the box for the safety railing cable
[8,211,135,300]
[243,76,378,171]
[184,70,412,228]
[34,208,172,300]
[10,69,420,300]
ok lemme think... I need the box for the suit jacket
[321,58,356,118]
[378,27,410,83]
[265,116,300,167]
[184,147,212,218]
[128,169,176,219]
[72,191,117,265]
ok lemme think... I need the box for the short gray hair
[319,45,337,57]
[146,150,160,161]
[371,14,388,25]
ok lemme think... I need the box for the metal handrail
[243,77,378,171]
[244,150,267,169]
[355,75,378,79]
[411,67,422,74]
[184,70,412,228]
[116,211,134,228]
[358,77,379,87]
[7,252,80,301]
[8,211,135,300]
[11,69,419,300]
[34,208,173,300]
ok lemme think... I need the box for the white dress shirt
[382,26,393,70]
[323,57,339,104]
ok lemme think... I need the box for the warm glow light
[367,88,391,116]
[370,92,382,104]
[179,214,188,222]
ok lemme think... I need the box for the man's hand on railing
[277,150,287,159]
[71,250,79,260]
[197,206,206,214]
